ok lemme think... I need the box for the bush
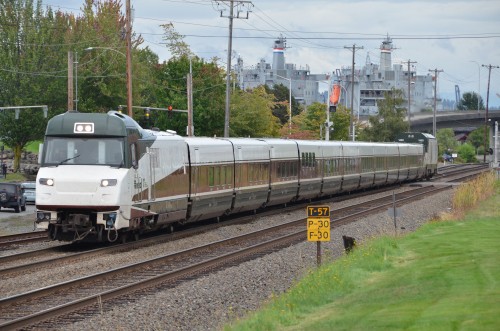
[457,143,477,163]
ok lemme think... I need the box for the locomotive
[35,111,437,242]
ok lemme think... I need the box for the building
[236,35,439,116]
[335,36,437,116]
[235,36,328,106]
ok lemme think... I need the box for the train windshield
[42,137,125,167]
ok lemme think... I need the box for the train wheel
[134,232,140,241]
[120,233,128,244]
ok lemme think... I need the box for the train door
[131,143,142,201]
[147,147,158,201]
[192,148,200,196]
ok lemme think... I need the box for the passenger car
[21,182,36,204]
[0,183,27,213]
[34,110,437,243]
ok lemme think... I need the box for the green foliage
[263,83,299,126]
[161,23,193,58]
[457,142,477,163]
[150,55,226,136]
[230,86,280,137]
[301,102,326,139]
[457,91,484,111]
[331,104,351,141]
[467,127,488,153]
[358,88,409,142]
[436,128,458,155]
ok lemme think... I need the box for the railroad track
[0,164,491,279]
[0,182,463,330]
[0,165,492,330]
[0,231,47,248]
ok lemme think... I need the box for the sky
[45,0,500,107]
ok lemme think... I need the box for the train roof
[45,110,148,137]
[395,132,436,145]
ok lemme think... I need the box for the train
[35,111,437,243]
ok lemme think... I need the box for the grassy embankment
[225,171,500,331]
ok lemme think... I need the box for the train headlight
[100,179,117,187]
[39,178,54,186]
[36,212,51,221]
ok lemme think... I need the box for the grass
[225,178,500,331]
[0,172,28,183]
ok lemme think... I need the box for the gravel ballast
[0,186,454,330]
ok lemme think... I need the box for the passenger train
[35,111,437,242]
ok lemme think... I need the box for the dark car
[21,182,36,204]
[0,183,27,213]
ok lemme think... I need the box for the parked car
[21,182,36,204]
[0,183,27,213]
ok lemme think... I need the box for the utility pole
[481,64,499,163]
[187,58,194,136]
[125,0,133,117]
[216,0,253,137]
[429,68,443,137]
[406,60,417,131]
[344,44,363,141]
[67,51,74,111]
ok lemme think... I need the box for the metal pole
[350,47,355,140]
[224,1,234,137]
[74,52,78,111]
[126,0,133,117]
[187,57,193,136]
[481,64,499,163]
[326,78,331,141]
[494,121,498,166]
[429,68,443,137]
[289,78,292,136]
[407,60,416,130]
[67,51,73,111]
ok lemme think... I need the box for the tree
[457,91,484,111]
[330,104,351,141]
[230,86,280,137]
[466,127,486,154]
[264,84,299,126]
[150,54,226,137]
[436,128,458,156]
[161,23,193,58]
[358,88,409,142]
[78,0,146,114]
[0,0,64,171]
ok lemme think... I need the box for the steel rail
[0,184,454,330]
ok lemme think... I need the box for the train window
[248,164,253,183]
[130,143,137,168]
[221,166,226,185]
[227,166,233,186]
[209,167,214,187]
[214,166,220,186]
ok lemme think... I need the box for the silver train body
[35,111,437,242]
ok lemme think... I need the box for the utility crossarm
[0,105,48,118]
[118,105,188,113]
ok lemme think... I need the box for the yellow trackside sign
[307,206,331,242]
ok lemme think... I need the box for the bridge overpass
[407,109,500,133]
